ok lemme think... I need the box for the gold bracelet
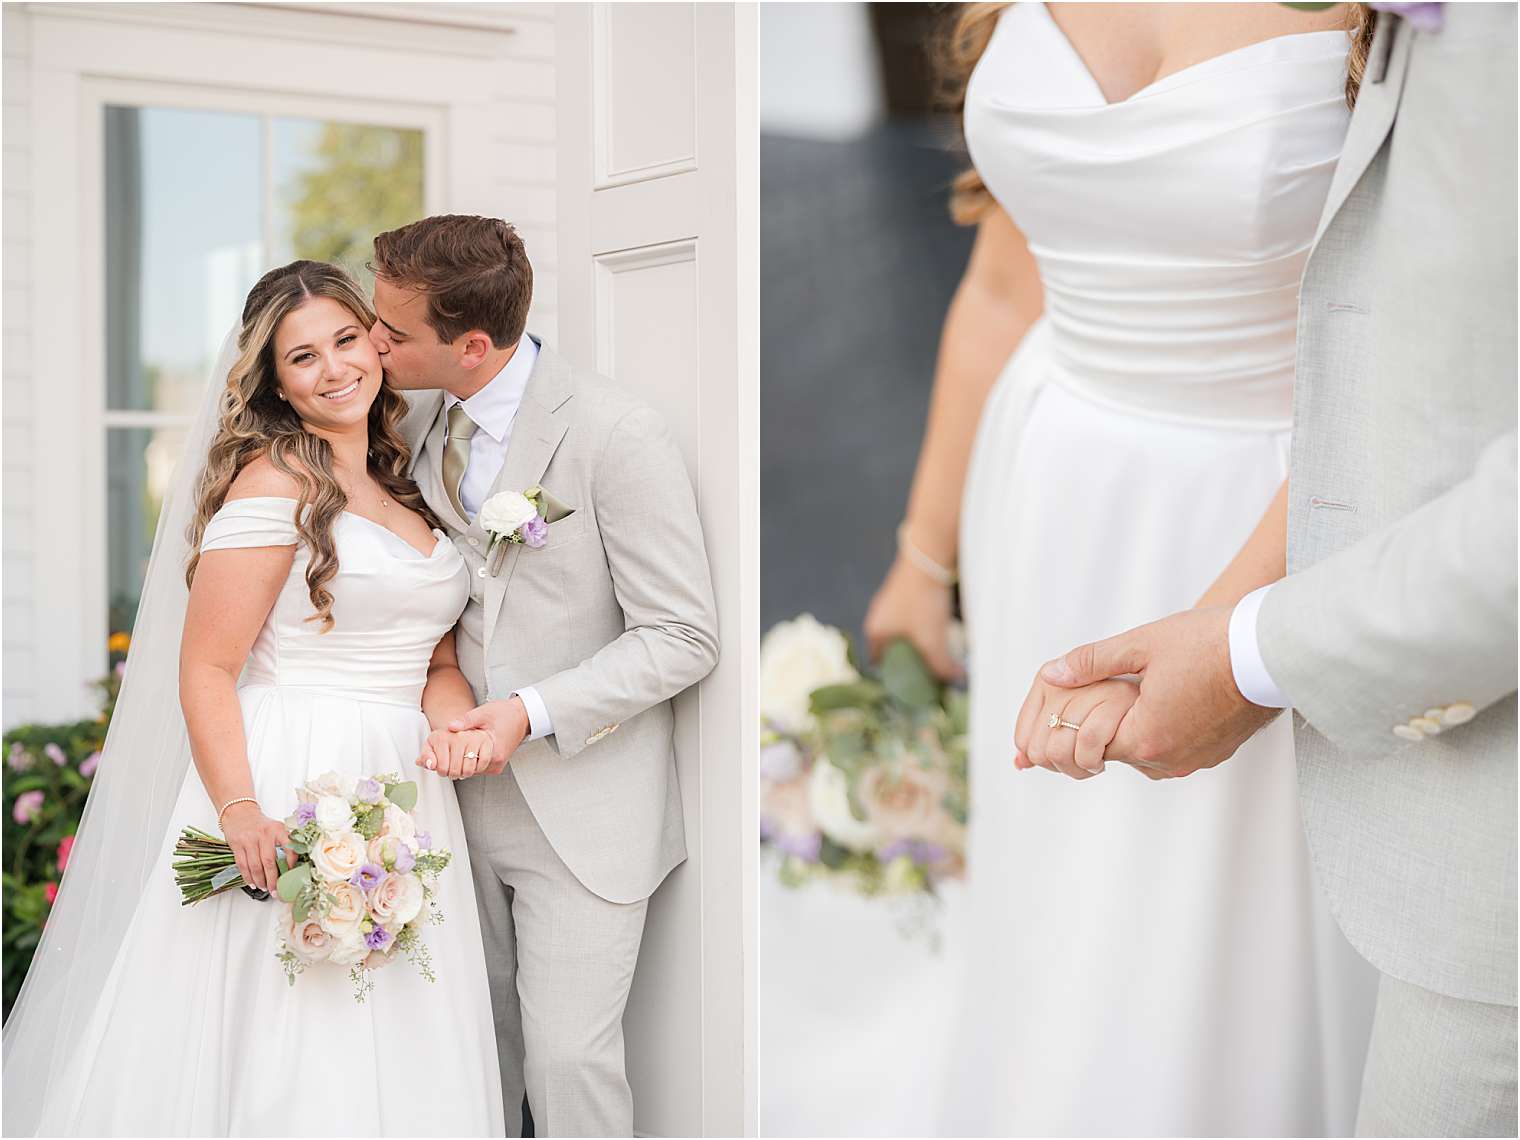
[217,796,259,828]
[897,522,958,587]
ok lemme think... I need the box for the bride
[2,261,504,1135]
[864,3,1382,1134]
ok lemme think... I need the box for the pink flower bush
[57,835,75,873]
[12,790,44,825]
[43,883,58,906]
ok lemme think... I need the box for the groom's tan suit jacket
[1259,6,1517,1008]
[399,339,720,904]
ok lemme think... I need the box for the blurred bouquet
[760,614,968,899]
[172,771,452,1001]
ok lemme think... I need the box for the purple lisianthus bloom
[876,838,947,865]
[13,790,44,825]
[79,751,101,778]
[414,831,433,852]
[520,515,549,550]
[351,863,386,892]
[364,925,393,951]
[393,844,416,874]
[759,740,803,783]
[8,743,33,772]
[1369,1,1442,31]
[354,778,383,805]
[293,801,317,825]
[774,831,823,863]
[44,743,67,767]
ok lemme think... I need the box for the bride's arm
[180,540,296,895]
[863,206,1044,678]
[1194,479,1288,609]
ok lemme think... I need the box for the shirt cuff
[511,686,554,740]
[1228,585,1293,709]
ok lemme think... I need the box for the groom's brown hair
[370,214,533,348]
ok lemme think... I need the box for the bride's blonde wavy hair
[184,261,441,631]
[939,3,1377,224]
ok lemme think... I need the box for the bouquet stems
[172,826,268,904]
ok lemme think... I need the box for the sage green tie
[443,403,479,521]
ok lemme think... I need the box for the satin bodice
[964,3,1352,427]
[199,496,470,707]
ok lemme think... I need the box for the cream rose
[759,615,858,734]
[807,758,879,853]
[479,491,538,536]
[313,794,355,835]
[761,773,816,843]
[369,872,425,926]
[287,915,334,963]
[310,832,367,883]
[857,759,948,843]
[381,803,416,843]
[367,834,401,869]
[318,880,366,939]
[327,930,369,967]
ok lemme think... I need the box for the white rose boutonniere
[479,486,551,574]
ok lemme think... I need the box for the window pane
[271,118,426,285]
[104,106,264,414]
[106,425,188,637]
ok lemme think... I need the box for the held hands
[220,801,296,893]
[1013,677,1141,778]
[415,696,532,778]
[416,726,495,780]
[1028,605,1280,781]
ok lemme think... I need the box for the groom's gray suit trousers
[456,769,649,1138]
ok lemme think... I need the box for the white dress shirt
[443,336,554,740]
[1228,584,1293,708]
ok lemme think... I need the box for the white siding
[3,3,36,727]
[1,1,559,729]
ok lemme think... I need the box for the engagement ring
[1047,713,1082,731]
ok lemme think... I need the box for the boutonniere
[479,487,550,575]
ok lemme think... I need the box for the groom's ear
[455,329,496,370]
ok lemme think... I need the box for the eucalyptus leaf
[292,897,311,923]
[809,680,885,715]
[880,639,939,709]
[277,863,312,903]
[385,781,418,813]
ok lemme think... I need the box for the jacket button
[1409,716,1442,736]
[1442,702,1476,726]
[477,567,487,578]
[1392,723,1425,742]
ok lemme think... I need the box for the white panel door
[555,4,758,1137]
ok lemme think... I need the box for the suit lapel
[481,341,574,649]
[1312,16,1415,246]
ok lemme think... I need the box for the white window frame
[81,76,446,645]
[26,3,513,721]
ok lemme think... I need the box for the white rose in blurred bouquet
[759,614,858,734]
[807,758,879,853]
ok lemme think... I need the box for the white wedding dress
[948,5,1380,1135]
[34,497,504,1137]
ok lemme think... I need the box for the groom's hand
[448,697,530,775]
[1041,605,1280,779]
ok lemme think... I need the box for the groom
[368,214,720,1136]
[1030,6,1516,1135]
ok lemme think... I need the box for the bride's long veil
[2,327,240,1134]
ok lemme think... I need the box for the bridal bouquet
[759,615,968,900]
[172,772,452,1001]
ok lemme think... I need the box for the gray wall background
[761,123,975,646]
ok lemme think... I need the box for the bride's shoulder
[225,454,302,504]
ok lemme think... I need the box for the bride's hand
[417,727,495,780]
[863,556,964,681]
[220,801,295,893]
[1013,676,1141,779]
